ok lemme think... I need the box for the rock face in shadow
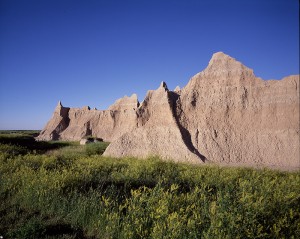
[37,52,300,169]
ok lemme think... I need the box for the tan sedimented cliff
[176,52,299,169]
[37,94,139,142]
[37,52,300,169]
[103,82,202,163]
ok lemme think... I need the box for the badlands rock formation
[104,82,203,163]
[37,52,300,169]
[38,94,139,142]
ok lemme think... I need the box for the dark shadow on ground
[0,131,73,154]
[44,223,85,238]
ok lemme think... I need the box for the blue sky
[0,0,299,130]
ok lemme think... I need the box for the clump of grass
[85,142,109,156]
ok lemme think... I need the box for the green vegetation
[0,130,40,135]
[0,131,299,238]
[0,130,75,154]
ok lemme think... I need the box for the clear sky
[0,0,299,130]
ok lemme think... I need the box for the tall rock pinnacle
[159,81,169,91]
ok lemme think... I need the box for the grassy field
[0,131,299,238]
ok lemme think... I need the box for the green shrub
[0,143,28,156]
[8,217,46,239]
[85,142,110,156]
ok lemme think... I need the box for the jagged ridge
[37,52,300,170]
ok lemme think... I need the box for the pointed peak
[209,52,238,65]
[174,86,181,92]
[57,100,62,107]
[130,93,138,99]
[159,81,169,91]
[108,93,139,111]
[54,100,70,114]
[211,51,232,59]
[202,52,254,77]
